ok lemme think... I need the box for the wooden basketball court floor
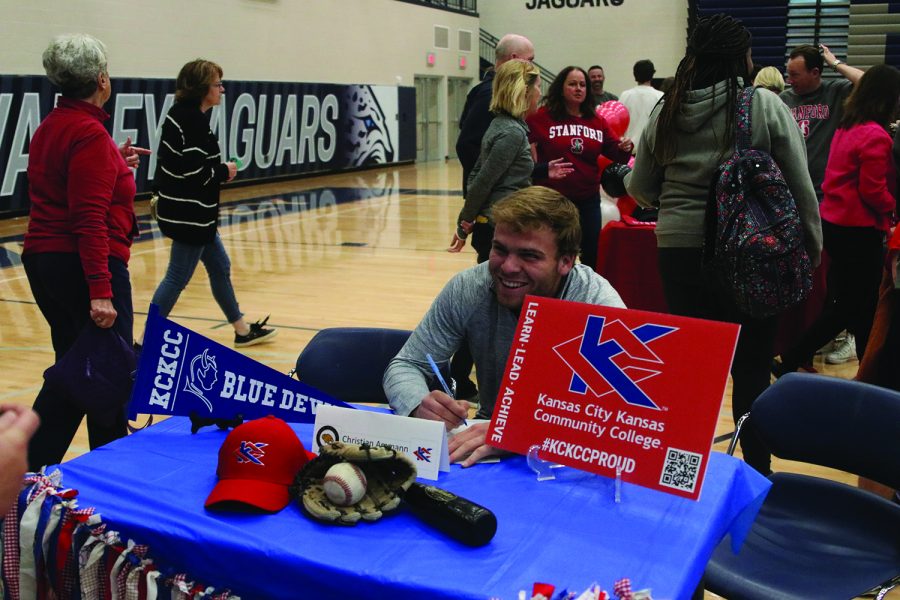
[0,159,859,483]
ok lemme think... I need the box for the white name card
[312,405,449,481]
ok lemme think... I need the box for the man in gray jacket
[384,186,624,466]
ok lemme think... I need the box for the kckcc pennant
[129,304,353,423]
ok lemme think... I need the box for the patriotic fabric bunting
[0,470,240,599]
[613,577,633,600]
[522,578,650,600]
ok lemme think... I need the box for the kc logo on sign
[553,315,676,410]
[414,446,432,463]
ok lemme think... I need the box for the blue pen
[426,353,467,426]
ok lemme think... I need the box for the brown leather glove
[292,442,417,525]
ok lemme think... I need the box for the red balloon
[596,101,630,140]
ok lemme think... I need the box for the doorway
[414,76,442,162]
[446,77,471,160]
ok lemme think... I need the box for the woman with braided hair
[620,14,823,474]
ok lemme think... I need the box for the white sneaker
[816,331,847,355]
[816,338,837,355]
[825,334,856,364]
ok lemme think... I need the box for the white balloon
[600,196,621,224]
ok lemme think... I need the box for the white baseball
[323,463,367,506]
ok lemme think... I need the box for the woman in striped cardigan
[149,59,276,348]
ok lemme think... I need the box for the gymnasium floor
[0,159,858,477]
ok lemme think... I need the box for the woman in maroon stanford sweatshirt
[23,33,147,469]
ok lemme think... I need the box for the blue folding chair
[705,373,900,599]
[293,327,412,404]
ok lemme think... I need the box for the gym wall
[0,0,478,215]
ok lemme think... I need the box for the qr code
[659,447,702,493]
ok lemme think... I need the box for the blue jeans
[151,234,243,323]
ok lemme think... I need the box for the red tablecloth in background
[595,219,828,355]
[595,219,668,313]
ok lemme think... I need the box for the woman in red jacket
[775,64,900,374]
[527,66,633,269]
[23,34,147,469]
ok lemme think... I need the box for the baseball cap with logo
[205,415,316,512]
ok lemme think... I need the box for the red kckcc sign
[487,296,739,500]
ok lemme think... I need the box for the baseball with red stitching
[322,462,368,506]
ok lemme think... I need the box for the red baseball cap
[205,415,316,512]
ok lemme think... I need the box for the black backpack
[703,87,812,318]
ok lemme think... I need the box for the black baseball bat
[402,482,497,547]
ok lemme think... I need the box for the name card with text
[313,405,449,481]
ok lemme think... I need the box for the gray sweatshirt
[383,262,625,418]
[626,81,822,265]
[459,113,533,223]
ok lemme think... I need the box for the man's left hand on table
[449,422,508,467]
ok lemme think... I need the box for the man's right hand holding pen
[412,391,469,430]
[410,387,510,466]
[412,353,508,465]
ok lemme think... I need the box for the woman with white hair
[23,33,147,469]
[449,58,543,261]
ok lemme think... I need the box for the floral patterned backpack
[703,86,813,318]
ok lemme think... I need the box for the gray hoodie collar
[675,77,746,133]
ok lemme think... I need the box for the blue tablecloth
[58,417,770,600]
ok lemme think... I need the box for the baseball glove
[292,442,417,525]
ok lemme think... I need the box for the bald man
[455,33,535,195]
